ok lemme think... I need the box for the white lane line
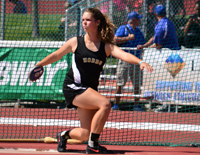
[0,117,199,132]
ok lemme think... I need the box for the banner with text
[143,48,200,105]
[0,48,72,100]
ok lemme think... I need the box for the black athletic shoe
[57,132,67,152]
[86,145,114,154]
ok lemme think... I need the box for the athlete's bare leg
[69,88,111,140]
[68,108,97,141]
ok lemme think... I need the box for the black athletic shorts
[62,82,89,109]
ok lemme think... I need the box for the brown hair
[84,7,116,44]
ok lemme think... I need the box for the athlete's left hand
[140,62,153,73]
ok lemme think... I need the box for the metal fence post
[142,0,147,38]
[76,7,81,37]
[1,0,6,40]
[65,9,69,41]
[166,0,170,18]
[109,0,113,22]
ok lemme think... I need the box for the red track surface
[0,142,200,155]
[1,107,200,124]
[1,108,200,146]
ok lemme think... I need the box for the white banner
[143,48,200,105]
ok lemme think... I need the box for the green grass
[1,13,189,41]
[2,14,66,41]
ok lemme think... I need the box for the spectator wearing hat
[137,5,180,51]
[112,11,146,111]
[137,5,180,113]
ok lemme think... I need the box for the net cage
[0,0,200,147]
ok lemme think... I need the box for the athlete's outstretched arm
[105,44,153,73]
[36,37,77,67]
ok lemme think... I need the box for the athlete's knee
[80,129,90,141]
[101,99,111,111]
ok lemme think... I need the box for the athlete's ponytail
[84,8,116,44]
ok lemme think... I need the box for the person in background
[59,0,79,29]
[137,5,180,113]
[151,0,186,20]
[112,11,146,111]
[33,7,153,154]
[9,0,27,14]
[184,0,200,48]
[137,5,180,51]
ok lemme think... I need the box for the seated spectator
[9,0,27,14]
[184,1,200,48]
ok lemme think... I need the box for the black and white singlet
[63,36,107,108]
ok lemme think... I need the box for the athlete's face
[82,12,100,32]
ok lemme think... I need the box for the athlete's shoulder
[66,36,78,44]
[105,43,116,57]
[62,37,78,53]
